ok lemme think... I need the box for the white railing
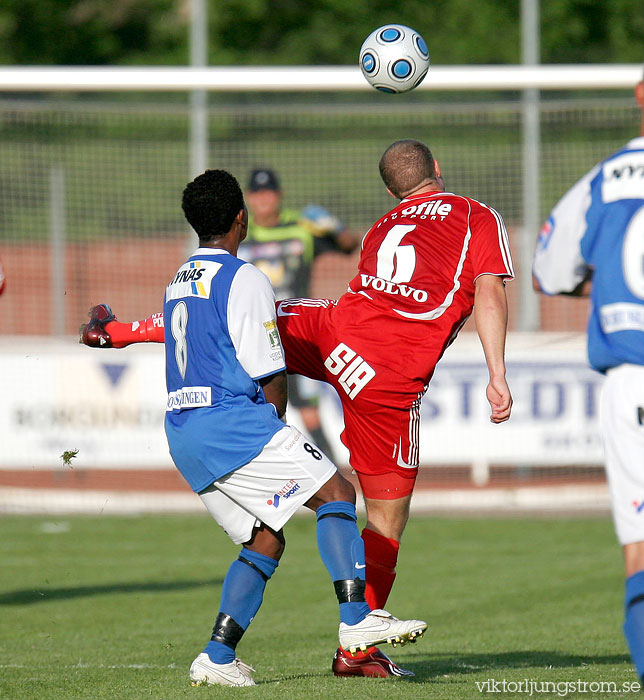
[0,64,640,91]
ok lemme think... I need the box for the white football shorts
[600,364,644,545]
[199,425,337,544]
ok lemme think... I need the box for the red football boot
[332,646,414,678]
[80,304,115,348]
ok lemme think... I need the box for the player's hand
[79,304,116,348]
[486,376,512,423]
[299,204,344,237]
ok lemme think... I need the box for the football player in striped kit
[533,71,644,685]
[81,140,513,677]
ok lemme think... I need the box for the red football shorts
[276,299,427,499]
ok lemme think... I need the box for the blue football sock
[316,501,371,626]
[205,548,278,664]
[624,570,644,681]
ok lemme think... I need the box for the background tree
[0,0,641,66]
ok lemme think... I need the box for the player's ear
[636,81,644,109]
[235,206,248,241]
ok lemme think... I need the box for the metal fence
[0,91,639,335]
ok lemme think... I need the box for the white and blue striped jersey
[533,137,644,372]
[164,247,286,492]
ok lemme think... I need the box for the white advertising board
[0,339,171,469]
[0,333,604,471]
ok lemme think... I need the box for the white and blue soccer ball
[359,24,430,94]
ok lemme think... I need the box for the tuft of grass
[60,449,79,468]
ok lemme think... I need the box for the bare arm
[474,274,512,424]
[259,370,288,419]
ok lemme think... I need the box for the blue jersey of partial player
[533,136,644,373]
[164,247,286,492]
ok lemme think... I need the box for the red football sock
[362,527,400,610]
[105,313,165,348]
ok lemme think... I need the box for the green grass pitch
[0,514,635,699]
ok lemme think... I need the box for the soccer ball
[359,25,430,94]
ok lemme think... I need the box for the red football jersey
[332,190,514,382]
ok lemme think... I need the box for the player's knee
[321,471,356,505]
[244,524,285,561]
[269,537,285,561]
[625,541,644,578]
[364,497,411,542]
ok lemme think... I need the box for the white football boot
[189,653,256,687]
[338,609,428,655]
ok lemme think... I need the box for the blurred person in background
[241,168,358,460]
[0,256,6,295]
[532,71,644,684]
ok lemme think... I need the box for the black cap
[248,168,280,192]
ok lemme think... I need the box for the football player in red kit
[81,139,513,677]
